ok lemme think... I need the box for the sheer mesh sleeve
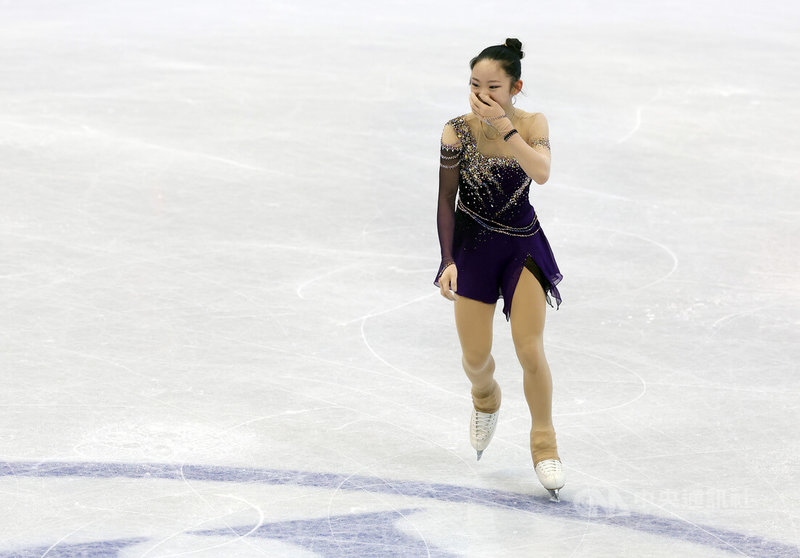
[435,124,462,283]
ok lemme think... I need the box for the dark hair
[469,38,524,83]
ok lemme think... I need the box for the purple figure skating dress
[434,114,562,319]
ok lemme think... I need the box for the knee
[462,351,493,374]
[515,341,544,373]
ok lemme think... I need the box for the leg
[509,266,559,464]
[453,295,500,412]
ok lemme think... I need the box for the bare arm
[491,112,551,184]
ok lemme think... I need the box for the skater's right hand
[438,264,458,301]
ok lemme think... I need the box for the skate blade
[476,450,483,461]
[547,489,560,502]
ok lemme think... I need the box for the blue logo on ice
[1,509,453,557]
[0,461,796,557]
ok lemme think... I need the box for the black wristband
[503,129,519,142]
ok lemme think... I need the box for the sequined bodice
[448,116,533,226]
[436,113,558,304]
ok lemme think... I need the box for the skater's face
[470,59,522,110]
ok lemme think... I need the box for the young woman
[434,38,565,501]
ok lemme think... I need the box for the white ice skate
[470,409,499,461]
[534,459,565,502]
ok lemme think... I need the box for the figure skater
[434,38,565,501]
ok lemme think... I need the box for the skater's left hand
[470,92,505,123]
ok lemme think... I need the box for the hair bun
[504,38,524,59]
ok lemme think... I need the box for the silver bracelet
[483,114,508,123]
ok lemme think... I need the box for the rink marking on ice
[1,461,796,558]
[360,506,432,557]
[328,468,435,558]
[498,437,758,558]
[480,434,780,558]
[137,469,267,558]
[40,518,102,558]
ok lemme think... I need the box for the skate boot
[469,381,501,461]
[535,459,565,502]
[531,428,565,501]
[470,408,499,461]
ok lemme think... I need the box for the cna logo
[0,462,792,557]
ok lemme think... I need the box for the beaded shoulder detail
[529,137,551,150]
[440,117,465,144]
[445,116,470,146]
[440,119,464,169]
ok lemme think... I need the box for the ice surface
[0,0,798,556]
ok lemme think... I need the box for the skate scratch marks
[1,461,794,558]
[341,280,456,396]
[241,241,430,260]
[295,264,361,299]
[548,342,647,417]
[284,372,468,464]
[568,225,679,308]
[622,231,678,293]
[137,468,267,558]
[341,292,437,326]
[115,136,281,175]
[558,183,632,202]
[596,228,679,293]
[359,318,460,397]
[328,469,434,558]
[40,519,100,558]
[212,331,434,388]
[710,304,776,331]
[617,86,663,144]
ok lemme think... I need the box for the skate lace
[473,411,497,440]
[536,459,561,476]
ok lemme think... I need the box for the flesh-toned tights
[453,266,560,465]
